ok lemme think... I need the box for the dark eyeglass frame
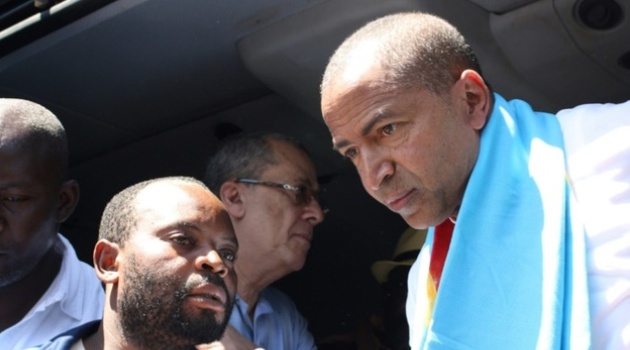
[234,178,320,206]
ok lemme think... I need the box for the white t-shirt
[0,234,104,350]
[557,100,630,350]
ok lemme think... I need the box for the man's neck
[82,324,104,350]
[234,265,263,319]
[232,247,287,317]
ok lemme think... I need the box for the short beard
[0,257,38,287]
[118,255,233,349]
[0,242,56,287]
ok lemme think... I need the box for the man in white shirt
[0,98,104,349]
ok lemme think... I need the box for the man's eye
[382,123,397,135]
[343,148,357,159]
[220,249,236,262]
[3,196,28,203]
[171,235,193,245]
[296,186,317,205]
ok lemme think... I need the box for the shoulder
[57,234,103,289]
[261,286,297,308]
[260,288,316,348]
[556,100,630,161]
[556,100,630,139]
[557,100,630,119]
[31,321,100,350]
[259,287,309,323]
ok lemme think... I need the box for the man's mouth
[292,232,312,243]
[186,284,227,311]
[385,189,415,212]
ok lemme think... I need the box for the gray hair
[204,132,308,195]
[321,12,485,96]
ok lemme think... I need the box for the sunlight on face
[322,67,483,229]
[340,40,381,87]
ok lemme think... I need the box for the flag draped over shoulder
[413,94,591,349]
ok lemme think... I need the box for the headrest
[371,227,427,283]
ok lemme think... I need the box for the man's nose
[195,249,228,277]
[303,198,325,226]
[359,148,394,191]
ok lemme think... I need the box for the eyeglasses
[234,178,321,207]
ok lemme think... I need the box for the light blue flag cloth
[420,94,591,349]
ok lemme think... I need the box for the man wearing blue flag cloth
[320,12,630,349]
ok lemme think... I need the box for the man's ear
[219,181,246,219]
[57,179,80,223]
[458,69,492,130]
[94,239,120,284]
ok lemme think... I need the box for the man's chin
[183,305,227,326]
[399,211,418,228]
[179,303,233,342]
[401,211,433,230]
[174,316,228,344]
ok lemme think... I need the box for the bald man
[0,98,104,349]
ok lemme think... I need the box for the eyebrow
[332,110,394,152]
[0,180,29,189]
[211,232,239,252]
[222,235,239,247]
[171,221,239,246]
[296,176,316,188]
[174,221,197,229]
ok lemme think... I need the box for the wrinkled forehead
[321,70,395,143]
[267,140,319,186]
[322,60,392,125]
[131,181,235,245]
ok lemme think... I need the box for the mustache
[179,272,232,304]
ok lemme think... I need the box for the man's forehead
[133,182,233,234]
[135,181,218,212]
[136,181,187,202]
[339,40,382,87]
[322,49,388,123]
[0,119,30,145]
[266,142,318,185]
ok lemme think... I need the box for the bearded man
[35,176,238,350]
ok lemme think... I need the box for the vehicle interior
[1,0,629,342]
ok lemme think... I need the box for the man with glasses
[205,132,325,350]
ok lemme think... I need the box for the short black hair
[98,176,207,246]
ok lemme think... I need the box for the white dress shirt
[0,234,104,350]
